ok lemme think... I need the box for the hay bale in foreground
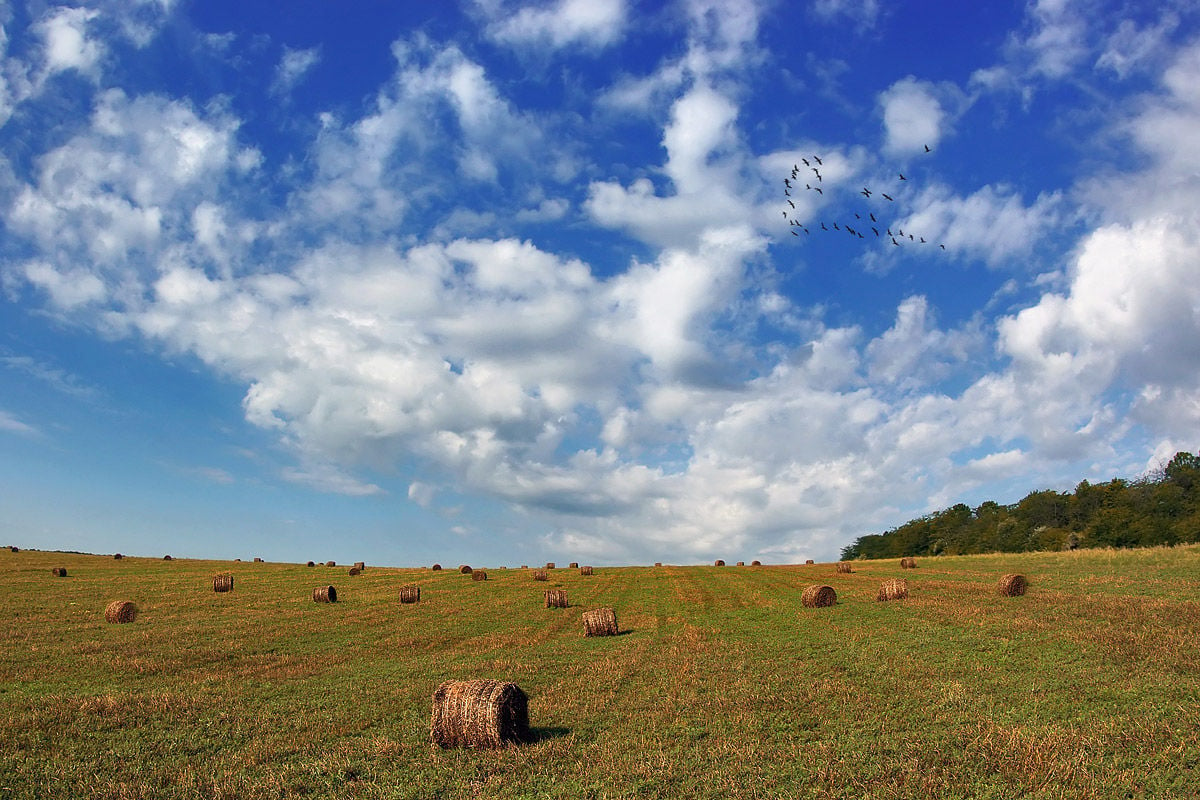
[714,559,725,566]
[348,567,361,576]
[431,564,442,571]
[353,561,365,571]
[430,679,530,749]
[545,588,568,608]
[104,600,137,624]
[399,585,421,604]
[472,570,488,582]
[876,578,909,602]
[801,585,837,608]
[568,562,578,569]
[312,585,337,603]
[213,573,234,593]
[51,567,67,577]
[582,607,618,637]
[998,573,1028,597]
[532,570,548,581]
[836,562,854,573]
[900,557,917,569]
[459,565,472,574]
[579,565,594,576]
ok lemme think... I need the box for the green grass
[2,547,1198,799]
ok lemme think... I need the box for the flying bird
[892,237,900,246]
[792,230,799,236]
[882,193,894,201]
[924,144,931,153]
[788,199,795,208]
[814,186,823,195]
[861,188,872,197]
[871,227,879,236]
[814,156,823,165]
[939,243,946,249]
[899,174,907,181]
[870,213,876,222]
[821,223,828,231]
[802,158,810,166]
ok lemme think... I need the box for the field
[2,546,1198,800]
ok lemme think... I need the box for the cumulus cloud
[271,45,321,96]
[878,77,947,155]
[482,0,626,50]
[35,6,105,81]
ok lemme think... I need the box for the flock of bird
[781,145,946,251]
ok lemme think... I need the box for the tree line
[840,451,1200,560]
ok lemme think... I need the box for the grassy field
[1,546,1198,800]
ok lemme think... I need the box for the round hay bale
[459,565,473,574]
[582,607,618,637]
[801,585,837,608]
[234,558,241,562]
[163,555,172,561]
[751,560,761,566]
[736,561,745,567]
[51,567,67,577]
[568,562,579,569]
[654,562,662,567]
[8,546,18,553]
[430,679,530,749]
[213,573,234,592]
[431,564,442,571]
[545,562,555,570]
[348,567,361,576]
[472,570,488,582]
[325,561,336,567]
[714,559,725,567]
[313,585,337,603]
[306,561,315,567]
[876,578,909,602]
[805,559,815,565]
[353,561,365,571]
[531,569,548,581]
[579,565,594,576]
[253,557,264,563]
[900,557,917,569]
[836,562,854,573]
[104,600,137,624]
[520,565,528,569]
[997,573,1028,597]
[113,553,123,560]
[399,585,421,604]
[544,588,568,608]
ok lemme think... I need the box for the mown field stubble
[1,546,1198,799]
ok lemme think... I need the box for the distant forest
[840,451,1200,560]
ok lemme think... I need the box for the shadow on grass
[529,726,571,743]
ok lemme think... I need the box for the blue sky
[2,0,1199,566]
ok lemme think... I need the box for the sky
[1,0,1199,567]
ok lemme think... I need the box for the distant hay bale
[751,560,761,566]
[459,565,473,574]
[51,567,67,577]
[520,565,528,569]
[582,607,618,637]
[472,570,488,582]
[113,553,123,560]
[348,567,361,576]
[876,578,909,602]
[325,561,336,567]
[234,558,241,562]
[714,559,725,566]
[306,561,315,567]
[736,561,745,566]
[213,573,234,593]
[430,679,530,749]
[801,585,837,608]
[532,570,548,581]
[399,585,421,604]
[544,588,568,608]
[312,585,337,603]
[353,561,365,571]
[545,562,555,570]
[163,555,172,561]
[8,546,17,553]
[998,573,1028,597]
[900,557,917,569]
[654,562,662,567]
[104,600,137,624]
[836,562,854,573]
[805,559,814,565]
[569,562,578,569]
[253,557,263,563]
[579,565,593,576]
[431,564,442,571]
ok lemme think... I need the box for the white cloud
[271,46,321,96]
[0,409,39,436]
[878,77,946,155]
[35,7,105,81]
[483,0,626,50]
